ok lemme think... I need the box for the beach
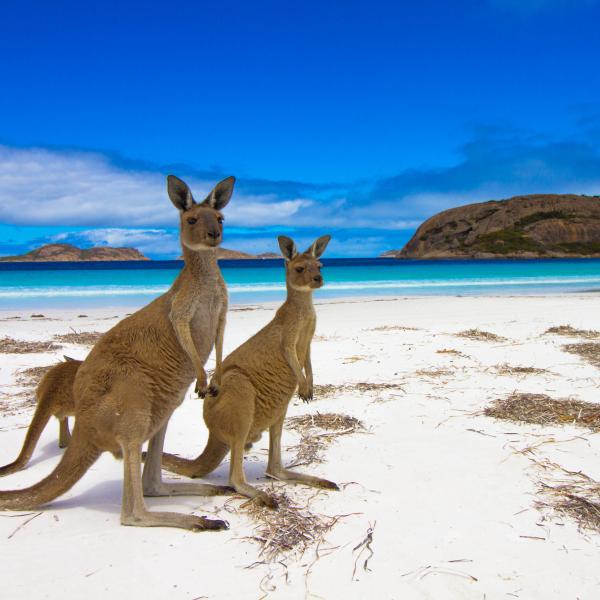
[0,294,599,599]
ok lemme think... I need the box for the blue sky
[1,0,600,258]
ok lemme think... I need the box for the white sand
[0,295,599,599]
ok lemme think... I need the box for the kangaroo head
[278,235,331,291]
[167,175,235,251]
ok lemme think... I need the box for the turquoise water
[1,258,600,309]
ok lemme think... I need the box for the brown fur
[161,235,338,507]
[0,357,81,477]
[0,175,236,530]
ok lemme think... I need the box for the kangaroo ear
[307,235,331,258]
[278,236,298,261]
[202,176,236,210]
[167,175,195,211]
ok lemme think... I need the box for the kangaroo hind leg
[121,439,228,531]
[217,372,277,508]
[142,423,232,497]
[266,416,339,490]
[58,418,71,449]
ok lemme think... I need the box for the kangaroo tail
[161,433,229,478]
[0,428,100,510]
[0,397,55,477]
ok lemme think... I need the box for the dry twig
[436,348,469,358]
[7,512,43,539]
[352,522,375,580]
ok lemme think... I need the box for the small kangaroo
[161,235,338,508]
[0,175,235,530]
[0,356,81,477]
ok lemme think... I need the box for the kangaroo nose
[207,230,220,239]
[313,275,323,283]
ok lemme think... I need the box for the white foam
[1,275,600,298]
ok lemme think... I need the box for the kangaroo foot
[315,478,339,490]
[121,510,229,531]
[143,482,234,497]
[0,461,25,477]
[256,493,279,509]
[58,419,71,449]
[231,480,278,509]
[266,468,340,491]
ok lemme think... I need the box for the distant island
[0,243,281,262]
[0,243,150,262]
[215,249,280,260]
[382,194,600,259]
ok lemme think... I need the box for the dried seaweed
[485,393,600,432]
[313,384,338,398]
[562,342,600,368]
[287,412,365,433]
[545,325,600,339]
[54,330,104,345]
[456,329,507,342]
[229,490,344,563]
[416,367,454,378]
[16,365,54,390]
[367,325,419,332]
[0,337,62,354]
[535,467,600,535]
[493,363,548,376]
[286,412,365,467]
[313,381,405,400]
[436,348,469,358]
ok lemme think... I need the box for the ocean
[1,258,600,310]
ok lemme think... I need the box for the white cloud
[226,196,312,226]
[0,145,311,229]
[53,228,181,257]
[3,124,599,247]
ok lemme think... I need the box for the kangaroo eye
[295,266,304,273]
[187,217,197,225]
[217,217,224,224]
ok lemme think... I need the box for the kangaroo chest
[189,291,224,361]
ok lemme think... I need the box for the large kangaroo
[0,357,81,477]
[161,235,338,508]
[0,175,234,530]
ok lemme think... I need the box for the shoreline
[1,290,600,319]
